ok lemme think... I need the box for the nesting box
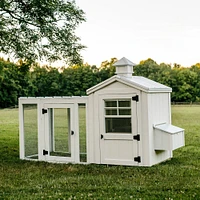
[154,123,185,151]
[19,57,184,166]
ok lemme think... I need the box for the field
[0,106,200,199]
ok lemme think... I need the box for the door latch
[42,108,47,114]
[133,134,140,141]
[43,150,48,155]
[71,130,74,135]
[134,156,141,163]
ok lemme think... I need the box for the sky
[75,0,200,67]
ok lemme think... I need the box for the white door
[43,103,75,163]
[100,97,140,166]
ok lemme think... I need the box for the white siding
[146,93,172,166]
[139,92,150,166]
[96,81,136,94]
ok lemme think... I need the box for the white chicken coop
[19,57,184,166]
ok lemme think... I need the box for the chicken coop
[19,57,184,166]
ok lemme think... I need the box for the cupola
[113,57,136,78]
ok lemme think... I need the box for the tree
[0,58,33,107]
[98,58,117,81]
[31,64,61,96]
[0,0,86,65]
[60,64,99,96]
[170,68,198,102]
[134,58,159,78]
[190,64,200,102]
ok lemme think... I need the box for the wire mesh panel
[49,108,71,157]
[79,104,87,162]
[24,104,38,159]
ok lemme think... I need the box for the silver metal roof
[87,75,172,95]
[120,76,172,92]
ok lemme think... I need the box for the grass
[0,106,200,199]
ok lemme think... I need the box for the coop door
[100,98,139,166]
[43,104,75,162]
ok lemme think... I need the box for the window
[105,100,132,133]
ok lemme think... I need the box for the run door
[43,103,75,163]
[100,97,139,166]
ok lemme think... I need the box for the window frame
[104,99,132,134]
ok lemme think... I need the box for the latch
[132,95,139,102]
[42,108,47,114]
[134,156,141,163]
[43,150,48,155]
[133,134,140,141]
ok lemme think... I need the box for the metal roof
[121,76,172,92]
[86,75,172,95]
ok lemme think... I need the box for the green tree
[134,58,160,78]
[0,0,85,64]
[159,67,198,102]
[16,60,36,97]
[190,64,200,102]
[98,58,117,81]
[172,68,198,102]
[60,64,99,96]
[0,59,18,107]
[0,58,34,107]
[31,64,61,96]
[133,58,199,102]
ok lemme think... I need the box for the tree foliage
[0,0,85,64]
[0,58,34,107]
[134,59,200,102]
[97,58,117,82]
[0,57,200,108]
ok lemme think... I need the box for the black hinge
[43,150,48,155]
[101,134,103,139]
[132,95,139,102]
[134,156,141,163]
[133,134,140,141]
[42,108,47,114]
[71,130,74,135]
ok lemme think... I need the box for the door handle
[71,130,74,135]
[101,134,103,139]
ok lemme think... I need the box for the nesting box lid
[154,123,184,134]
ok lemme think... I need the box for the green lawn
[0,106,200,199]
